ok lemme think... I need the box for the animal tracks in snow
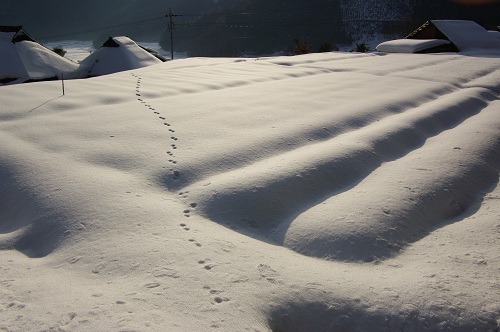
[132,73,202,251]
[132,63,500,264]
[131,72,184,184]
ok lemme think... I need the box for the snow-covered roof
[376,39,451,53]
[0,26,79,85]
[431,20,500,51]
[78,36,163,77]
[377,20,500,54]
[406,20,500,52]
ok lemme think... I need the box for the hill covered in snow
[0,47,499,330]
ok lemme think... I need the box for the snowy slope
[0,51,499,331]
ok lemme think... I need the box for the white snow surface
[0,51,499,331]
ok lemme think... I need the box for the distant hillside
[163,0,500,56]
[1,0,498,56]
[173,0,348,57]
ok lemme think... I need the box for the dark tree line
[1,0,498,56]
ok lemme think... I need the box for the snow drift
[0,50,499,331]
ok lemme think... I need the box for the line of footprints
[131,73,196,222]
[131,73,227,305]
[132,74,178,172]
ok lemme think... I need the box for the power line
[180,3,340,17]
[176,19,408,28]
[37,5,409,43]
[167,8,181,60]
[41,16,164,40]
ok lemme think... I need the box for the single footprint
[214,296,230,304]
[185,203,198,216]
[188,239,202,247]
[144,282,161,289]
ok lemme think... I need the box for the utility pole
[166,7,180,60]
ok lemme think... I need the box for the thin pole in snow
[61,73,65,95]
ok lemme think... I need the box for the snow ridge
[0,51,499,331]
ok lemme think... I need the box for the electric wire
[40,5,406,40]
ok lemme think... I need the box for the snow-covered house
[0,26,79,85]
[78,36,164,77]
[376,20,500,53]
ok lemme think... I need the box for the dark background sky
[1,0,498,56]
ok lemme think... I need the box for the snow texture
[0,49,499,331]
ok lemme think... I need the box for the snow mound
[78,36,162,77]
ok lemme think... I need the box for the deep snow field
[0,50,499,331]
